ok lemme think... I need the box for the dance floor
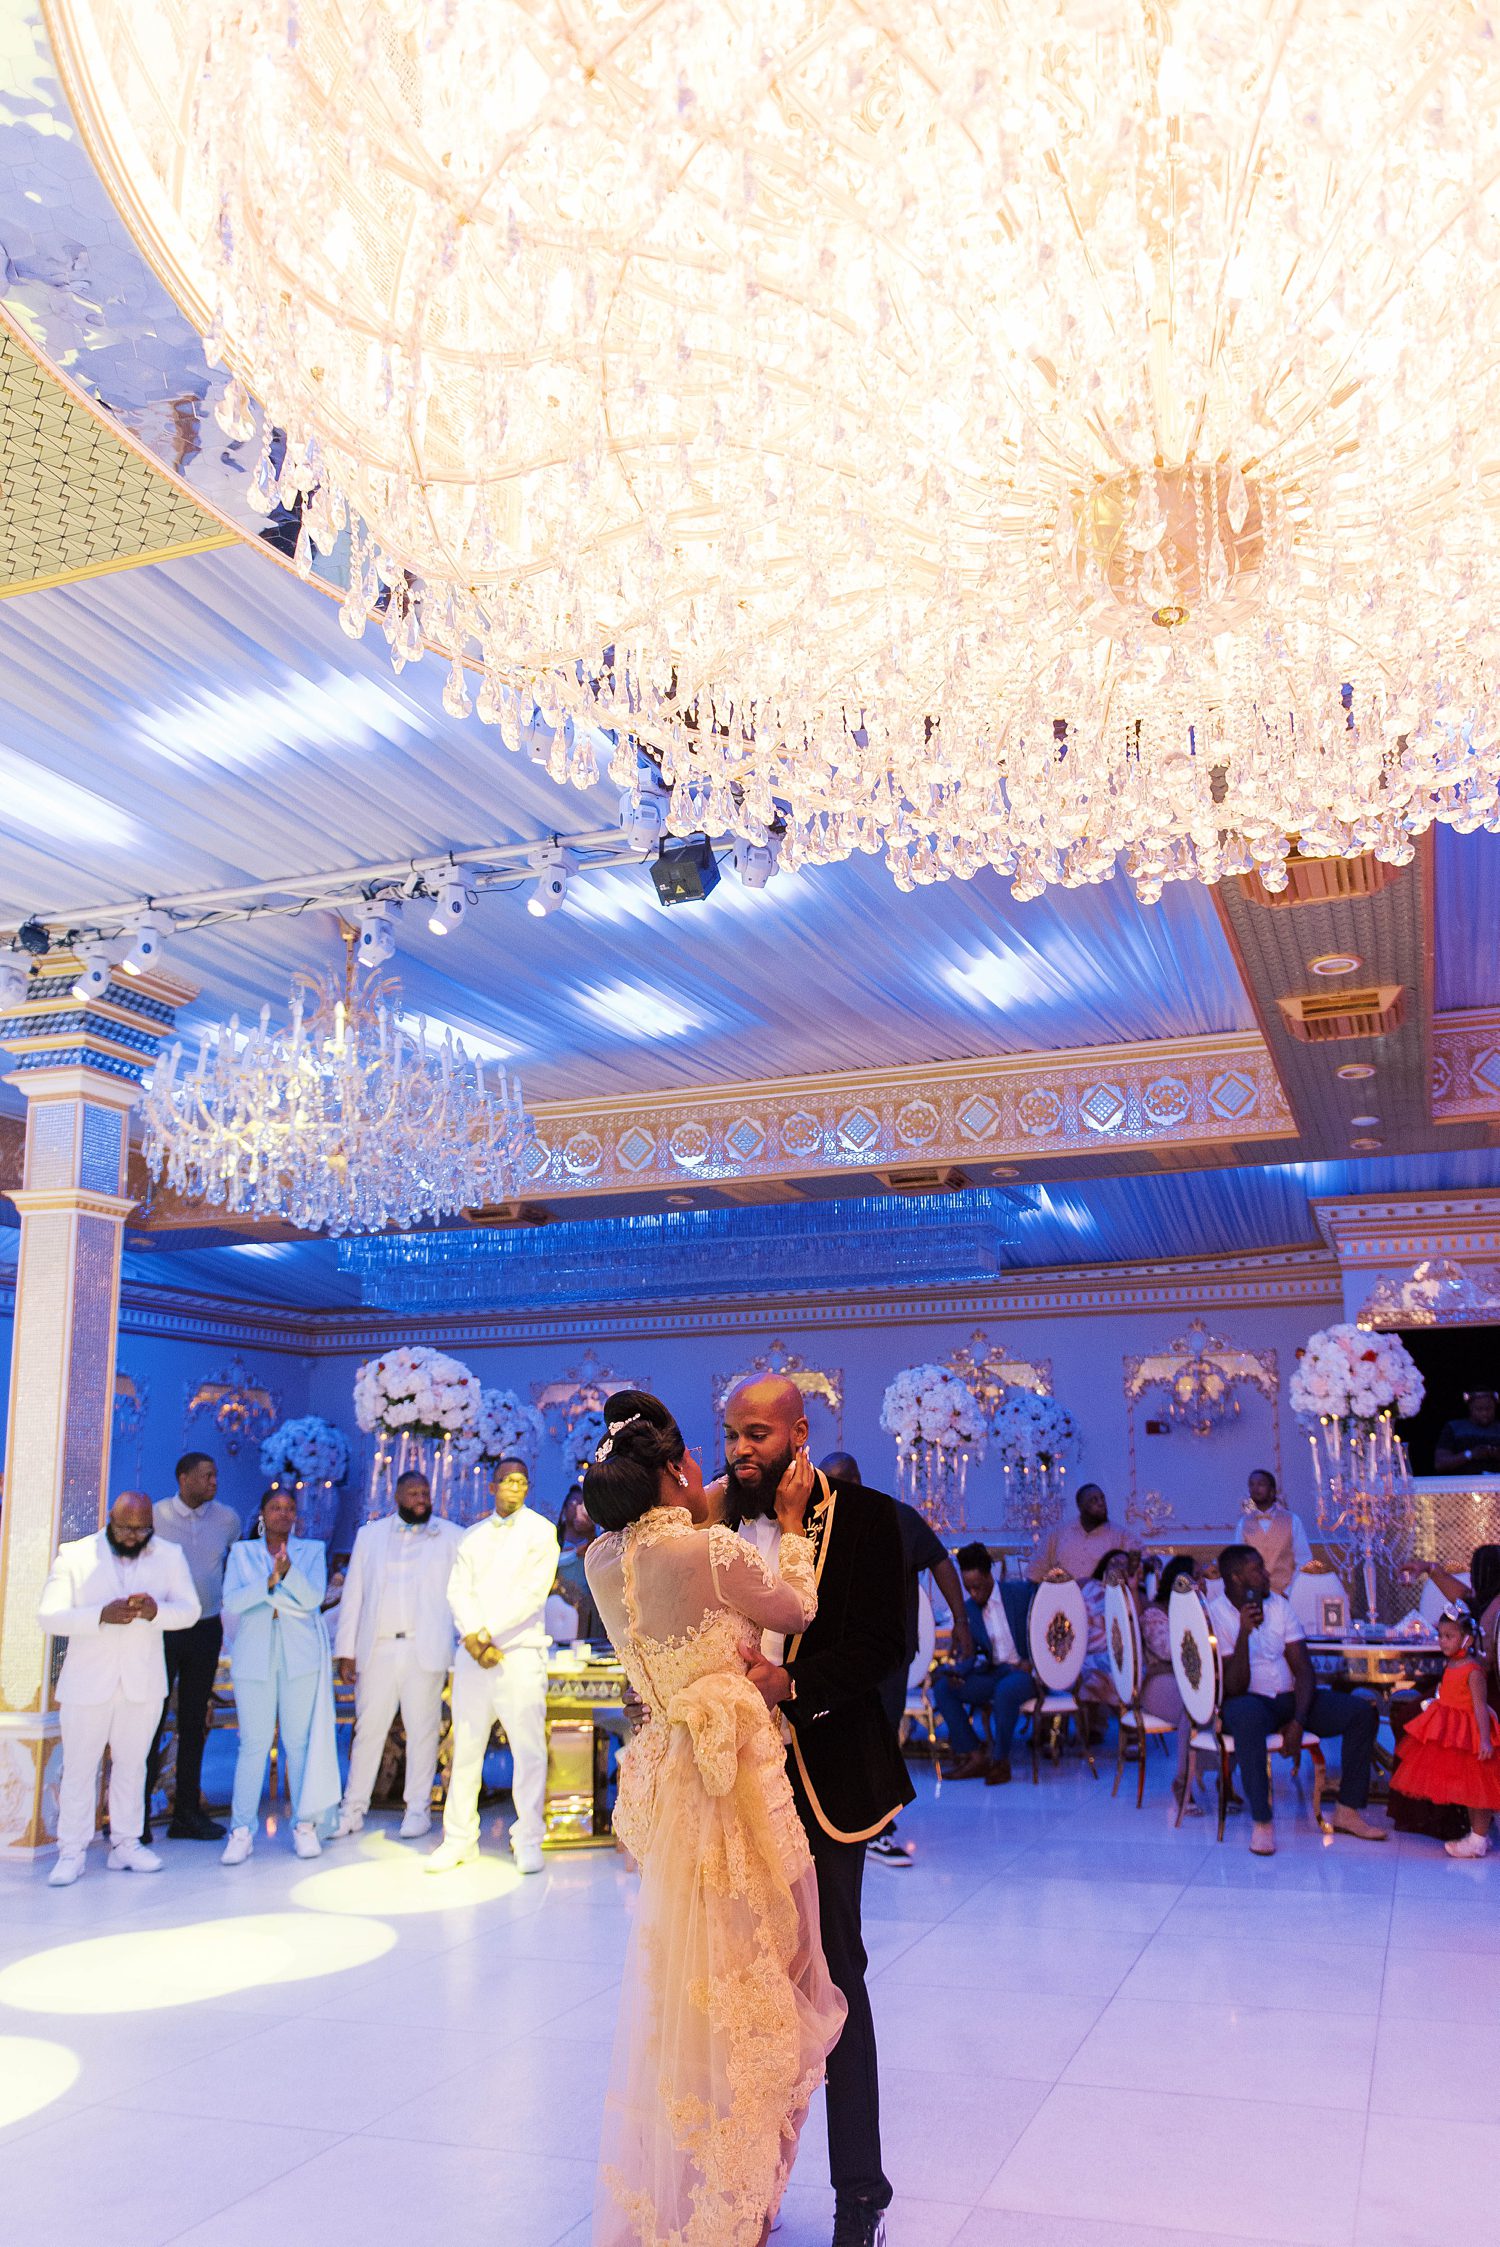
[0,1755,1489,2247]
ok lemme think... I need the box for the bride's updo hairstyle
[582,1389,686,1533]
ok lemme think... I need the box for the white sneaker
[1249,1820,1277,1857]
[221,1826,254,1866]
[398,1809,432,1840]
[425,1838,477,1874]
[1445,1830,1491,1859]
[292,1822,322,1859]
[107,1840,163,1874]
[48,1853,86,1888]
[512,1841,545,1876]
[332,1807,364,1840]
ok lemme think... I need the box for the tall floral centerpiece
[991,1384,1078,1555]
[451,1386,548,1527]
[354,1345,480,1521]
[880,1364,986,1531]
[259,1415,350,1541]
[1290,1323,1424,1623]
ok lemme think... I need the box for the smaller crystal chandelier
[142,948,529,1235]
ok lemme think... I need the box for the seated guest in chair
[1209,1544,1386,1858]
[933,1543,1036,1785]
[1434,1389,1500,1475]
[1030,1483,1140,1584]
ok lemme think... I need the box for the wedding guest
[1427,1544,1500,1713]
[39,1492,200,1886]
[428,1456,559,1876]
[819,1449,975,1861]
[933,1542,1035,1785]
[1079,1548,1136,1708]
[1209,1544,1385,1856]
[332,1470,462,1842]
[1435,1389,1500,1474]
[1143,1554,1203,1814]
[552,1483,603,1642]
[1236,1467,1312,1594]
[220,1489,340,1864]
[1391,1603,1500,1858]
[1029,1483,1140,1583]
[145,1450,240,1842]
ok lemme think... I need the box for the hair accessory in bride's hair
[593,1411,643,1465]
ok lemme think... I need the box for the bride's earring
[673,1467,689,1487]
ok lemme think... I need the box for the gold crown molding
[523,1030,1294,1198]
[1432,1009,1500,1123]
[1312,1191,1500,1268]
[0,300,233,596]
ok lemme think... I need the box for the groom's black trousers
[806,1820,893,2210]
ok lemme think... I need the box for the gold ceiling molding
[1312,1191,1500,1270]
[0,301,233,599]
[523,1030,1295,1199]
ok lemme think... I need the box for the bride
[582,1390,846,2247]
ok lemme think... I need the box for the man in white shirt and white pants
[429,1458,559,1876]
[1209,1543,1385,1857]
[38,1491,200,1885]
[333,1470,463,1841]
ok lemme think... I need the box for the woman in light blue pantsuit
[221,1489,340,1864]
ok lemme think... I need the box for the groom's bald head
[723,1376,808,1522]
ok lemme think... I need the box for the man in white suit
[428,1457,559,1876]
[38,1491,200,1886]
[332,1471,462,1841]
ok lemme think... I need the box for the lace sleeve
[707,1525,818,1635]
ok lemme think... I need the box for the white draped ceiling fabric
[50,0,1500,904]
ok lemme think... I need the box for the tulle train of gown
[585,1509,847,2247]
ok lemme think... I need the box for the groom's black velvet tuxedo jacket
[782,1471,915,1844]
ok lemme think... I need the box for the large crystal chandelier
[142,962,530,1234]
[53,2,1500,898]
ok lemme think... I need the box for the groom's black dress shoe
[831,2200,888,2247]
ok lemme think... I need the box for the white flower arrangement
[259,1414,349,1486]
[454,1386,546,1472]
[353,1345,480,1441]
[990,1383,1078,1469]
[880,1363,986,1454]
[568,1409,608,1477]
[1288,1322,1424,1425]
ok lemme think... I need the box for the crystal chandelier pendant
[50,0,1500,900]
[142,949,530,1235]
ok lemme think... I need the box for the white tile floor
[0,1753,1490,2247]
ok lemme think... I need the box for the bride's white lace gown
[585,1506,847,2247]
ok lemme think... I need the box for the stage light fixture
[72,944,113,1002]
[525,849,572,918]
[733,840,778,890]
[619,784,668,855]
[0,958,28,1009]
[120,910,171,976]
[17,919,50,958]
[649,840,720,908]
[353,900,399,966]
[427,872,468,937]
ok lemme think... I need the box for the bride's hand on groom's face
[774,1445,814,1532]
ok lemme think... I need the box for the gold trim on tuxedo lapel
[784,1473,898,1845]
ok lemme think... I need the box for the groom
[724,1376,911,2247]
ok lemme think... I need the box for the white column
[0,952,192,1856]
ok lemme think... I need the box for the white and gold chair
[901,1582,942,1785]
[1022,1571,1095,1782]
[1169,1578,1325,1843]
[1105,1580,1176,1807]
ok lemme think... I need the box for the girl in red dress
[1391,1606,1500,1859]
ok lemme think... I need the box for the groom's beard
[724,1443,795,1528]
